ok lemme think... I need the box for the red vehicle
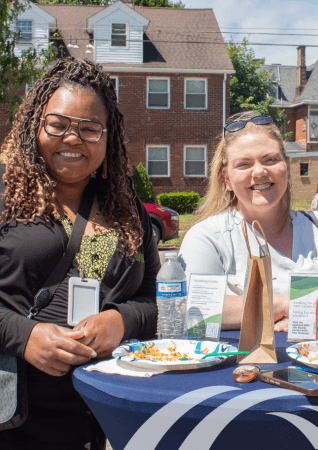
[143,203,179,245]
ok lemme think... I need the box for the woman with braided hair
[0,57,160,450]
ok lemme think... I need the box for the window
[147,78,170,109]
[111,23,126,47]
[16,20,32,43]
[308,106,318,142]
[184,146,207,176]
[25,82,35,94]
[110,77,119,101]
[300,163,309,177]
[147,146,169,177]
[185,79,207,109]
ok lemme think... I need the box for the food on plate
[297,342,318,361]
[133,342,194,362]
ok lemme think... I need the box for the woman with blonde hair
[179,111,318,333]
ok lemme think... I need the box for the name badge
[68,277,100,326]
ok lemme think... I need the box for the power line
[42,35,318,47]
[44,25,318,38]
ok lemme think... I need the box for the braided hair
[0,57,143,255]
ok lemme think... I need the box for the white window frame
[110,76,119,102]
[183,145,207,177]
[16,20,33,44]
[147,77,170,109]
[110,23,128,49]
[184,78,208,110]
[146,145,170,177]
[25,77,38,95]
[308,105,318,142]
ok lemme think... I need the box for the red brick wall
[294,105,308,148]
[0,72,229,198]
[0,85,25,148]
[113,71,229,198]
[285,110,295,136]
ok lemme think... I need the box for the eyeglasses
[224,115,272,133]
[41,114,107,143]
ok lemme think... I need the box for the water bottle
[156,252,187,340]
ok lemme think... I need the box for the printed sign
[288,274,318,341]
[186,274,227,341]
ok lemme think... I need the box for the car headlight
[171,215,179,221]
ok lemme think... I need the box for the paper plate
[287,341,318,368]
[112,339,238,371]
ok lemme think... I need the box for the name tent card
[288,274,318,341]
[186,274,227,341]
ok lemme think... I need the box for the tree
[133,162,154,203]
[227,39,291,138]
[133,0,184,6]
[36,0,185,6]
[0,0,57,122]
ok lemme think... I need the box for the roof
[285,141,306,152]
[298,60,318,102]
[36,3,233,72]
[260,59,318,106]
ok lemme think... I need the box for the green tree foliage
[227,39,292,139]
[36,0,184,6]
[36,0,109,4]
[133,162,155,203]
[0,0,57,122]
[133,0,184,7]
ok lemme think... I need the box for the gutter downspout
[223,73,227,137]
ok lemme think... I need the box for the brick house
[1,0,234,197]
[261,46,318,201]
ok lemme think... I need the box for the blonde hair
[196,111,290,223]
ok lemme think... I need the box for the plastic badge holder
[68,277,100,326]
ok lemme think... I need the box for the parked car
[143,203,179,245]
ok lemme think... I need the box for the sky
[181,0,318,67]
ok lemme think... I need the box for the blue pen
[293,366,318,374]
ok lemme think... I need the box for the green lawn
[159,199,312,247]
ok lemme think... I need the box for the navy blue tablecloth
[73,332,318,450]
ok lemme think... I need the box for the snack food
[133,342,194,362]
[297,342,318,361]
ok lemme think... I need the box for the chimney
[295,46,306,98]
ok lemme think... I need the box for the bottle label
[156,281,187,297]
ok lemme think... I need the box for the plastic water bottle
[156,253,187,339]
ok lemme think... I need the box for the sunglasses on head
[224,115,272,133]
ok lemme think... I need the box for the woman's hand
[24,323,97,376]
[274,317,289,333]
[273,294,289,333]
[73,309,125,359]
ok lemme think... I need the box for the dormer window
[111,23,126,47]
[16,20,32,43]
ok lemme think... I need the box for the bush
[157,191,200,213]
[133,163,155,203]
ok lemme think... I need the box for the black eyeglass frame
[224,115,272,133]
[41,113,108,143]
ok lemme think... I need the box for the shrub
[157,192,200,213]
[133,162,155,203]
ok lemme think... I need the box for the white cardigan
[178,209,318,296]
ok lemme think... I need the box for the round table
[73,331,318,450]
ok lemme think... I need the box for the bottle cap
[165,252,178,260]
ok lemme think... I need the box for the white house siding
[94,10,143,64]
[13,9,49,57]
